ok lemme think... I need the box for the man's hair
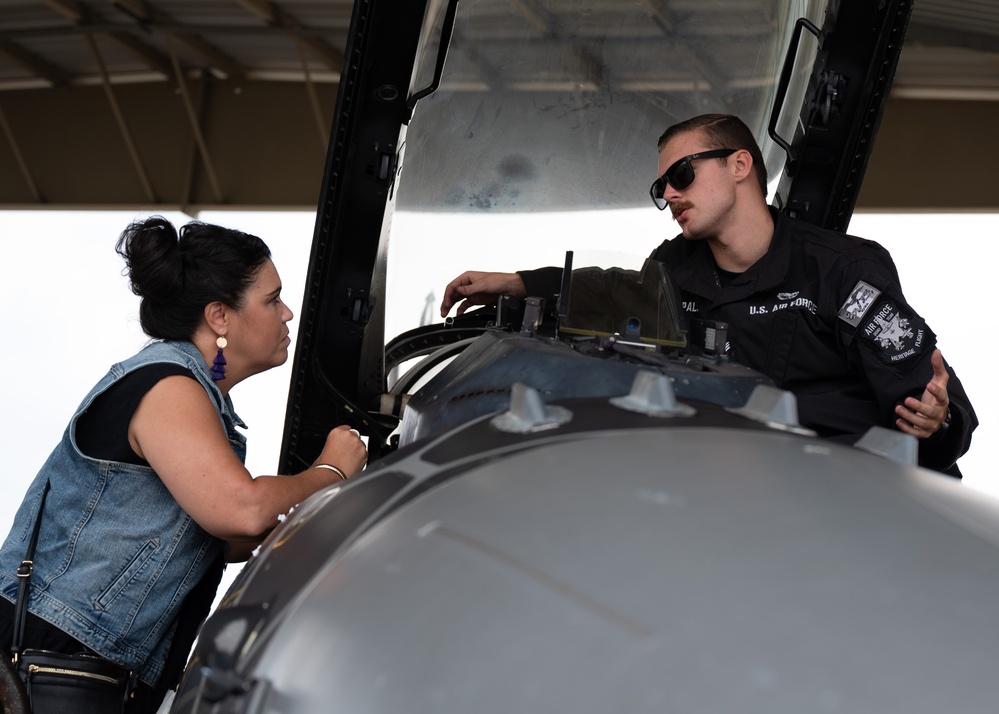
[657,114,768,197]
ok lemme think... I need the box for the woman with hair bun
[0,216,367,712]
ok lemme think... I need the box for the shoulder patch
[859,300,928,364]
[838,280,881,327]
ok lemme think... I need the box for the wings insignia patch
[838,280,881,327]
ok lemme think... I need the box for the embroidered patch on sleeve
[859,300,929,364]
[838,280,881,327]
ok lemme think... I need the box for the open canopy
[272,0,954,470]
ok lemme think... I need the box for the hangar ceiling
[0,0,997,213]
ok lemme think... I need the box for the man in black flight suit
[438,113,977,477]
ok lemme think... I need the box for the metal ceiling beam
[41,0,174,78]
[109,0,249,80]
[507,0,605,88]
[0,39,72,86]
[451,37,505,90]
[906,21,999,54]
[40,0,87,23]
[86,33,158,202]
[227,0,336,148]
[234,0,345,71]
[164,34,224,204]
[508,0,553,35]
[105,30,174,77]
[178,78,205,214]
[640,0,733,95]
[0,101,44,203]
[294,40,331,152]
[638,0,675,30]
[43,0,249,83]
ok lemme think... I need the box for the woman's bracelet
[314,463,347,481]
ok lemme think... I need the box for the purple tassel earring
[211,336,227,381]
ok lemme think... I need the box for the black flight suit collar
[656,206,788,309]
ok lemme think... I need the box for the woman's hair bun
[116,215,184,302]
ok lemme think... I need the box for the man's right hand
[439,271,526,318]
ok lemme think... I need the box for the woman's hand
[314,424,368,478]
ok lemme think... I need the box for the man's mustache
[670,200,693,220]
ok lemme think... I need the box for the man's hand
[895,348,951,439]
[439,271,527,318]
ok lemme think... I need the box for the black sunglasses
[649,148,737,210]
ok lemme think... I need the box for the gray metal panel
[245,428,999,713]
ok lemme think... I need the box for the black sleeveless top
[76,363,194,464]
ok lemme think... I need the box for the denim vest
[0,340,247,686]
